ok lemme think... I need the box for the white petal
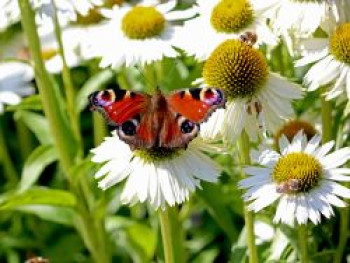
[296,196,308,224]
[325,169,350,182]
[304,134,321,154]
[239,172,272,188]
[156,0,176,14]
[321,147,350,169]
[248,190,280,212]
[0,91,21,105]
[313,141,334,159]
[327,181,350,198]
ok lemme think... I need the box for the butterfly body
[89,87,225,150]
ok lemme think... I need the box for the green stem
[18,2,110,262]
[18,0,76,174]
[333,113,348,263]
[93,112,107,146]
[321,87,332,143]
[0,117,18,186]
[51,0,83,157]
[298,224,309,263]
[143,64,157,94]
[237,131,258,263]
[15,119,34,161]
[158,207,185,263]
[333,209,349,263]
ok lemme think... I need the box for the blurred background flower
[0,61,35,113]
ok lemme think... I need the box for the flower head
[200,39,302,143]
[296,21,350,100]
[88,0,196,68]
[91,132,222,209]
[0,62,35,114]
[239,131,350,225]
[274,119,317,147]
[173,0,279,61]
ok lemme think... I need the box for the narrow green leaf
[126,223,157,260]
[7,95,43,111]
[19,145,58,191]
[76,69,115,112]
[68,157,95,185]
[15,205,76,225]
[14,111,53,145]
[229,227,247,263]
[197,182,239,242]
[0,188,77,210]
[344,101,350,117]
[106,216,157,261]
[192,248,219,263]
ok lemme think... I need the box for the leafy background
[0,1,349,263]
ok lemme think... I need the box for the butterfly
[89,86,225,150]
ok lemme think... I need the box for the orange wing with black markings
[166,88,225,123]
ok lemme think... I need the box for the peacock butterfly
[89,86,225,150]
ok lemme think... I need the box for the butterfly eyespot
[180,120,195,134]
[121,120,137,136]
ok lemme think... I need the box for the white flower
[0,0,21,32]
[295,21,350,100]
[0,62,35,113]
[91,132,222,209]
[39,26,86,73]
[239,131,350,225]
[0,0,102,32]
[254,221,274,245]
[269,0,338,37]
[199,39,302,143]
[173,0,279,61]
[88,0,196,68]
[36,0,103,28]
[267,0,339,55]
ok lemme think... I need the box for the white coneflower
[173,0,279,61]
[0,0,21,32]
[199,39,302,143]
[269,0,338,37]
[296,21,350,100]
[0,62,35,113]
[239,131,350,225]
[38,26,85,74]
[87,0,198,68]
[36,0,103,28]
[91,132,222,209]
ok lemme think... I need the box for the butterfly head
[89,89,116,111]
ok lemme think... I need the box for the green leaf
[192,248,219,263]
[0,188,77,210]
[344,101,350,117]
[15,205,76,225]
[19,145,58,191]
[7,95,43,111]
[76,69,115,112]
[68,157,95,185]
[14,111,53,144]
[197,182,239,242]
[126,222,157,260]
[229,227,247,263]
[106,216,157,261]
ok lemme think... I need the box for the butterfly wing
[158,87,225,148]
[89,88,149,125]
[166,87,225,123]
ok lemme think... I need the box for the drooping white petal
[321,147,350,169]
